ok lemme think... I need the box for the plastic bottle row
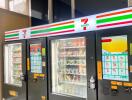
[59,67,86,75]
[59,49,86,57]
[59,73,87,83]
[59,59,86,65]
[58,38,85,47]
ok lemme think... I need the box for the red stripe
[31,29,75,37]
[31,21,74,30]
[97,20,132,28]
[96,9,132,18]
[101,39,112,42]
[48,29,75,35]
[5,37,18,41]
[31,33,47,37]
[5,31,19,34]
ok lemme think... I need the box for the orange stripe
[97,9,132,18]
[50,21,74,27]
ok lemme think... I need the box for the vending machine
[96,26,132,100]
[3,40,27,100]
[27,38,48,100]
[48,32,97,100]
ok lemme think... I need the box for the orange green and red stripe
[31,20,75,38]
[96,9,132,28]
[5,30,19,41]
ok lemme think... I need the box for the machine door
[27,38,47,100]
[3,40,27,100]
[48,32,97,100]
[97,27,132,100]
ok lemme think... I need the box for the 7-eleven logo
[22,30,27,38]
[19,28,31,39]
[19,29,29,39]
[81,18,89,30]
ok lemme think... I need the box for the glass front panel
[0,0,6,9]
[51,37,87,98]
[53,0,71,22]
[4,43,22,87]
[102,35,129,81]
[9,0,28,15]
[30,43,42,74]
[31,0,48,26]
[75,0,127,18]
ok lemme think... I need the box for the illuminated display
[102,35,129,81]
[30,43,42,73]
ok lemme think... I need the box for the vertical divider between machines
[95,31,99,100]
[46,37,49,100]
[26,39,29,100]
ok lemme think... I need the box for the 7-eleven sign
[81,18,89,30]
[74,16,95,33]
[19,28,31,39]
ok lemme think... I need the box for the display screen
[102,35,129,81]
[30,43,42,73]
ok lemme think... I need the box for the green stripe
[31,24,74,34]
[5,33,18,38]
[97,14,132,24]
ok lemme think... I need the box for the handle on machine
[20,74,26,81]
[89,75,96,89]
[33,78,38,82]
